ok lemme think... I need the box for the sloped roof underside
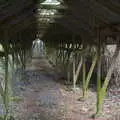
[0,0,120,44]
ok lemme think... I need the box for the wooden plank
[58,20,93,39]
[2,7,35,28]
[97,0,120,15]
[0,0,33,24]
[67,0,110,24]
[58,16,92,33]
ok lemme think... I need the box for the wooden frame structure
[0,0,120,118]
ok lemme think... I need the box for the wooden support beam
[73,52,76,88]
[3,29,9,118]
[58,17,93,33]
[96,0,120,15]
[73,55,83,89]
[67,0,110,25]
[0,0,33,23]
[58,21,93,39]
[0,5,35,29]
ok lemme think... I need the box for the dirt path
[15,58,67,120]
[14,58,119,120]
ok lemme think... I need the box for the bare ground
[14,57,120,120]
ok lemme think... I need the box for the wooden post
[75,56,83,84]
[95,35,120,117]
[96,47,102,115]
[73,52,76,88]
[82,55,86,97]
[3,29,9,120]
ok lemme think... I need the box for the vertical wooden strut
[96,33,102,115]
[95,28,104,116]
[73,51,76,88]
[3,29,9,120]
[66,44,72,83]
[75,56,83,84]
[67,61,71,83]
[81,45,97,99]
[103,41,120,91]
[82,54,86,97]
[72,34,83,89]
[73,54,83,89]
[95,34,120,116]
[72,34,76,89]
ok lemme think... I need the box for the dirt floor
[13,57,120,120]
